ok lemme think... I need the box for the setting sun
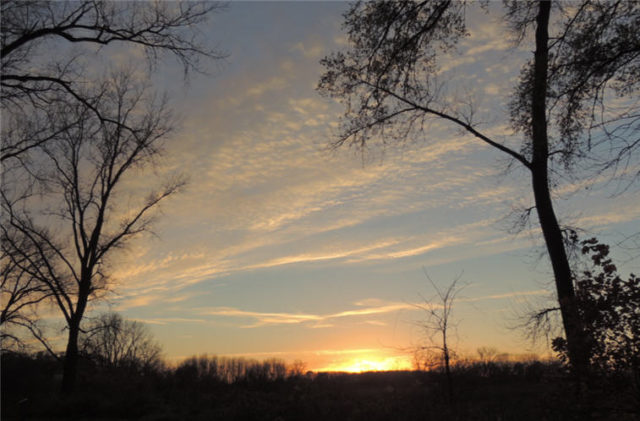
[322,356,413,373]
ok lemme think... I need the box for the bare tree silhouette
[80,312,163,373]
[1,226,56,355]
[1,1,225,395]
[1,70,184,394]
[414,272,465,403]
[1,0,226,162]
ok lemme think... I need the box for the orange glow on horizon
[318,355,413,373]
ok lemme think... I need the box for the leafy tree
[1,70,183,394]
[318,0,639,379]
[553,238,639,377]
[81,312,163,374]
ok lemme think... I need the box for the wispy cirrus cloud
[112,216,521,310]
[199,301,414,328]
[197,289,550,329]
[132,317,209,326]
[459,289,550,303]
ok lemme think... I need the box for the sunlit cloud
[363,320,388,327]
[247,76,288,97]
[132,317,209,326]
[112,213,525,311]
[575,202,640,228]
[200,307,321,327]
[195,288,549,329]
[310,323,334,329]
[247,240,400,269]
[199,300,414,328]
[460,289,550,303]
[290,41,325,59]
[385,241,454,259]
[313,348,381,356]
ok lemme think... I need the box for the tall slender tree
[318,0,639,380]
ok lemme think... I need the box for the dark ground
[2,352,638,421]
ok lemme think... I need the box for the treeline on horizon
[1,339,555,385]
[3,346,638,421]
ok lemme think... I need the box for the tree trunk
[61,318,80,394]
[61,277,91,394]
[530,0,590,381]
[443,342,453,404]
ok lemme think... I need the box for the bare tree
[414,273,465,404]
[0,225,57,356]
[80,312,163,373]
[476,346,499,364]
[0,2,224,359]
[1,69,183,394]
[0,0,225,162]
[318,0,639,381]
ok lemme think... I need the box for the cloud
[199,300,414,328]
[385,241,454,259]
[111,211,518,312]
[246,76,288,97]
[345,239,455,263]
[575,202,640,228]
[363,320,388,327]
[104,0,638,327]
[313,348,381,356]
[195,289,548,329]
[244,239,400,269]
[460,289,550,303]
[132,317,209,326]
[484,83,501,96]
[290,41,325,59]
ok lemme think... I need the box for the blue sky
[73,1,640,371]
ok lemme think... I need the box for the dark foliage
[552,237,639,401]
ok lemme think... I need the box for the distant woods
[0,1,224,394]
[4,345,638,420]
[176,354,308,384]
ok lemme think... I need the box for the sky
[68,1,640,372]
